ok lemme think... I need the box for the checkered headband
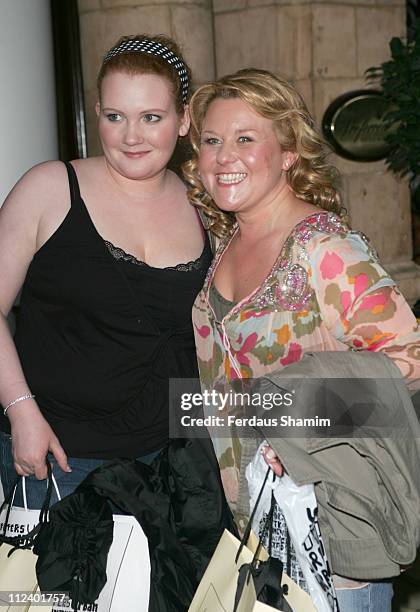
[103,38,189,104]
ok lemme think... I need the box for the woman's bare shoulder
[0,162,71,278]
[13,159,67,188]
[1,161,70,217]
[70,156,104,179]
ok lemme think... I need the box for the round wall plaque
[322,90,393,162]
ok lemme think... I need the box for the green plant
[367,21,420,211]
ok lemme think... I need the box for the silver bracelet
[3,393,35,416]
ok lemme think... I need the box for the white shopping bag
[273,475,338,612]
[0,479,150,612]
[49,513,150,612]
[246,445,338,612]
[0,480,54,611]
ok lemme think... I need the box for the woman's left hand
[262,445,283,476]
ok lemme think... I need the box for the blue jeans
[0,430,161,509]
[336,580,393,612]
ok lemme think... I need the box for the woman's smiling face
[97,71,189,181]
[198,97,291,215]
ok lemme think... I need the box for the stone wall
[212,0,420,302]
[78,0,420,302]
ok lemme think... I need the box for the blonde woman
[184,68,420,612]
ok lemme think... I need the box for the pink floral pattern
[192,212,420,507]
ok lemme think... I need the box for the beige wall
[212,0,420,302]
[78,0,420,302]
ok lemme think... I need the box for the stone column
[213,0,420,303]
[77,0,215,156]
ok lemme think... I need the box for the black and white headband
[103,38,189,104]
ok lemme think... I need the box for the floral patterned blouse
[192,211,420,509]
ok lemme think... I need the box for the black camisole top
[0,162,212,458]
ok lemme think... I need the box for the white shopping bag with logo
[0,478,150,612]
[0,476,58,611]
[246,446,338,612]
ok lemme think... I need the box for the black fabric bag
[33,438,237,612]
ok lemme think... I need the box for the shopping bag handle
[251,488,276,566]
[20,470,62,510]
[234,488,291,612]
[235,466,272,563]
[0,461,54,550]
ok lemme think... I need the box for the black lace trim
[104,240,208,272]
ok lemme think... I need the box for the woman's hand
[262,444,283,476]
[8,400,71,479]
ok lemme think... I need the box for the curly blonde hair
[183,68,343,237]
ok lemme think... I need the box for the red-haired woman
[0,35,212,506]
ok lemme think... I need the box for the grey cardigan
[237,351,420,580]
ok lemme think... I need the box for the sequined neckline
[203,211,347,318]
[104,238,209,272]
